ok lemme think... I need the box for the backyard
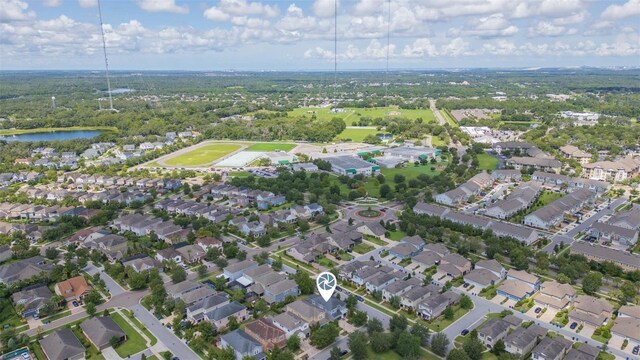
[111,312,148,357]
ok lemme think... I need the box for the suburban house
[416,291,461,321]
[524,189,596,230]
[611,305,640,349]
[381,277,421,302]
[204,301,248,329]
[0,256,54,285]
[478,318,511,347]
[122,256,161,273]
[565,344,600,360]
[263,279,300,304]
[219,329,266,360]
[559,145,592,165]
[485,181,541,219]
[400,284,440,311]
[506,157,562,174]
[464,259,505,291]
[534,281,576,310]
[568,295,614,328]
[39,328,85,360]
[223,260,259,282]
[304,295,348,321]
[11,284,53,318]
[582,156,640,183]
[84,234,128,261]
[187,293,230,323]
[504,324,548,357]
[80,316,126,350]
[388,235,424,259]
[286,300,327,325]
[570,242,640,272]
[435,171,493,206]
[244,318,287,351]
[437,253,472,277]
[271,312,310,339]
[497,270,540,302]
[531,337,572,360]
[588,222,638,246]
[54,276,92,302]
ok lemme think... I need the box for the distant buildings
[582,156,640,183]
[435,172,493,206]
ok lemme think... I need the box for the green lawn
[164,143,242,166]
[289,106,436,124]
[32,341,48,360]
[477,153,499,170]
[317,255,337,268]
[366,346,403,360]
[428,306,470,331]
[111,312,148,357]
[388,231,407,241]
[336,128,383,142]
[365,235,388,246]
[245,143,296,152]
[42,310,72,322]
[123,309,158,346]
[0,299,22,328]
[352,243,375,254]
[380,163,445,179]
[0,126,118,136]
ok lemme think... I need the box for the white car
[22,353,31,360]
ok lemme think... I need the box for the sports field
[336,128,383,142]
[164,143,242,166]
[245,143,296,152]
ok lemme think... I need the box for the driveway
[526,306,557,323]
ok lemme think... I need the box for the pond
[0,130,103,142]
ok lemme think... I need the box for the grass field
[0,126,118,136]
[477,153,499,170]
[353,243,375,254]
[112,312,148,357]
[245,143,296,152]
[164,143,241,166]
[336,127,383,142]
[289,107,437,125]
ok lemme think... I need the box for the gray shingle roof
[39,328,85,360]
[80,316,125,348]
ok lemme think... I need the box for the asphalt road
[542,196,627,253]
[131,304,200,360]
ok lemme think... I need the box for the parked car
[570,322,578,330]
[461,329,469,336]
[72,301,79,307]
[356,295,364,302]
[632,346,639,355]
[534,307,542,314]
[21,353,30,360]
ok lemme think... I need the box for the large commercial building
[324,156,380,176]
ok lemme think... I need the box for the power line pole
[97,0,114,111]
[333,0,338,105]
[385,0,391,108]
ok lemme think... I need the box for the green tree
[287,334,300,352]
[367,318,384,335]
[171,266,187,283]
[293,271,315,295]
[460,295,473,310]
[410,323,430,346]
[370,332,391,353]
[196,265,207,278]
[227,316,239,331]
[447,348,471,360]
[86,302,96,317]
[444,306,455,320]
[493,339,506,355]
[583,272,602,295]
[619,281,637,302]
[348,331,368,360]
[430,333,449,356]
[463,334,485,360]
[350,310,368,327]
[109,336,121,348]
[329,346,341,360]
[389,314,408,333]
[310,322,339,349]
[345,295,358,311]
[395,331,421,360]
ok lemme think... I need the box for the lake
[0,130,103,142]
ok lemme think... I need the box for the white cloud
[354,0,383,16]
[204,0,279,22]
[78,0,97,8]
[402,38,438,57]
[313,0,337,17]
[440,37,471,56]
[43,0,62,7]
[450,14,518,38]
[0,0,35,21]
[482,40,518,55]
[595,32,640,56]
[137,0,189,14]
[601,0,640,20]
[528,21,575,37]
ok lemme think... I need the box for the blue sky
[1,0,639,70]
